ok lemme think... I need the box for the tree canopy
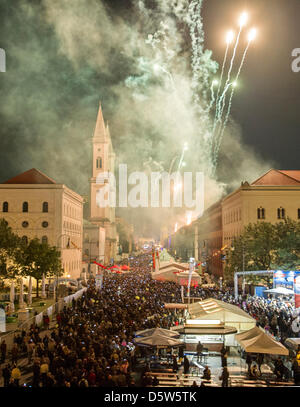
[224,218,300,282]
[0,218,63,295]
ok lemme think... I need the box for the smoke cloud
[0,0,272,237]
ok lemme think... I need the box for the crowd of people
[1,251,300,387]
[0,253,184,387]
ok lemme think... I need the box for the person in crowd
[246,353,252,375]
[219,366,229,387]
[0,340,7,364]
[172,355,178,373]
[183,355,190,375]
[196,341,203,362]
[257,353,264,374]
[202,365,211,381]
[11,363,21,387]
[2,363,11,387]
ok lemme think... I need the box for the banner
[47,305,53,317]
[95,274,103,290]
[273,270,295,290]
[294,272,300,308]
[0,308,5,333]
[35,312,43,326]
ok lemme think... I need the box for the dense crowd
[0,253,183,387]
[1,251,300,387]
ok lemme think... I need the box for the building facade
[173,169,300,278]
[0,168,83,279]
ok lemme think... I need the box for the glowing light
[174,223,178,233]
[182,161,186,167]
[232,81,237,88]
[239,12,248,27]
[212,79,219,86]
[174,182,182,192]
[226,30,235,44]
[183,142,188,150]
[186,212,192,226]
[248,28,257,42]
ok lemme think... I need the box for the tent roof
[264,287,294,295]
[135,327,180,338]
[188,298,255,323]
[236,326,289,355]
[159,262,189,271]
[134,333,183,347]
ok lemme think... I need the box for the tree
[272,218,300,270]
[224,220,300,283]
[0,218,23,279]
[19,238,63,297]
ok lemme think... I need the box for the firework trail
[212,30,234,130]
[213,30,256,169]
[207,80,217,113]
[217,14,247,124]
[213,43,229,119]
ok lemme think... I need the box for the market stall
[235,326,289,355]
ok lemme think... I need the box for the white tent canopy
[236,326,289,355]
[188,298,256,332]
[152,262,201,285]
[135,327,180,338]
[134,333,183,348]
[264,287,294,296]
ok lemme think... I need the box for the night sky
[0,0,299,236]
[202,0,300,169]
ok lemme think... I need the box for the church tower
[90,103,117,264]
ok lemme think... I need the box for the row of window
[63,203,81,219]
[2,202,48,213]
[21,221,48,229]
[225,207,300,223]
[224,208,242,225]
[63,221,81,232]
[22,235,48,245]
[257,207,300,220]
[62,260,80,272]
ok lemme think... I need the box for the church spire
[93,102,107,141]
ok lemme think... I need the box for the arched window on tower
[42,202,48,213]
[42,236,48,245]
[22,202,28,212]
[96,157,102,169]
[2,202,8,212]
